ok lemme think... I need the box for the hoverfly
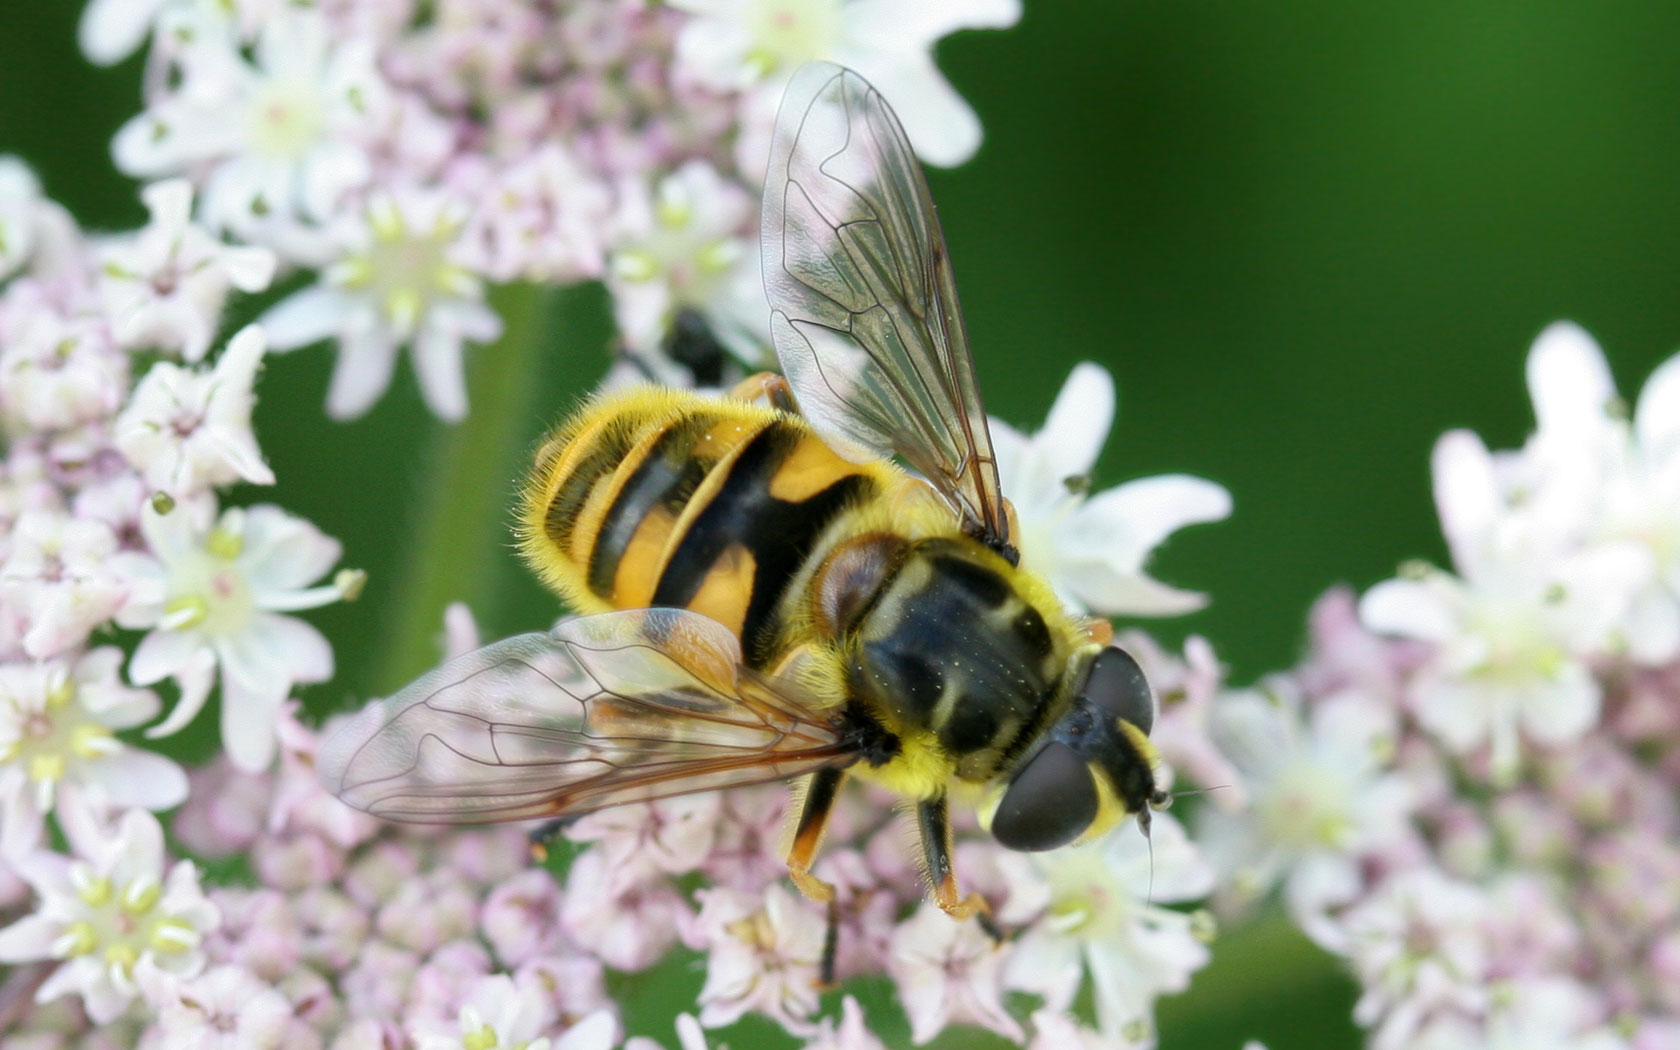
[320,63,1167,926]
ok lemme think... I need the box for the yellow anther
[463,1025,500,1050]
[206,526,243,560]
[28,754,65,783]
[150,919,198,954]
[162,594,209,630]
[104,942,139,973]
[122,878,162,915]
[59,921,99,957]
[70,724,114,759]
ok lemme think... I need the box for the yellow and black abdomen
[518,389,885,668]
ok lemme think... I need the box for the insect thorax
[843,537,1079,783]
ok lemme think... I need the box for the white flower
[97,180,275,361]
[0,648,186,857]
[888,900,1023,1045]
[0,807,219,1024]
[1,156,50,280]
[1341,867,1490,1050]
[670,0,1021,168]
[466,143,612,284]
[115,323,275,498]
[995,363,1231,617]
[1526,322,1680,664]
[694,884,826,1035]
[260,188,502,422]
[1001,813,1213,1043]
[1360,429,1649,780]
[606,161,766,361]
[564,793,722,884]
[1413,977,1630,1050]
[145,963,294,1050]
[113,501,350,771]
[0,312,127,434]
[111,9,381,234]
[800,997,888,1050]
[411,972,592,1050]
[0,510,131,660]
[1195,688,1412,949]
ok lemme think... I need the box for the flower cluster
[0,3,1272,1048]
[92,0,1023,422]
[1184,325,1680,1050]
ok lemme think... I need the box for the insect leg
[526,816,578,863]
[727,372,799,413]
[786,768,845,904]
[916,794,997,935]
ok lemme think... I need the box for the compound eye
[990,742,1098,852]
[1083,646,1155,735]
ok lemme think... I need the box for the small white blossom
[1,156,52,280]
[1360,429,1649,780]
[466,143,612,284]
[995,363,1231,617]
[1525,322,1680,664]
[0,312,127,434]
[115,323,274,499]
[1001,813,1214,1043]
[694,884,826,1035]
[606,161,766,361]
[111,9,382,235]
[0,807,219,1023]
[1341,867,1491,1050]
[144,963,295,1050]
[0,648,185,857]
[97,180,275,361]
[671,0,1021,168]
[1412,977,1631,1050]
[410,972,584,1050]
[1196,688,1412,948]
[0,510,131,660]
[888,900,1023,1045]
[260,188,502,422]
[114,501,349,771]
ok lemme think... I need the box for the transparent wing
[762,62,1013,555]
[318,609,851,823]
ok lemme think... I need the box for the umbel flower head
[0,806,219,1023]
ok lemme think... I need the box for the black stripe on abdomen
[653,422,874,667]
[586,413,720,596]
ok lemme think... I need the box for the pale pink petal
[88,750,189,810]
[0,913,59,961]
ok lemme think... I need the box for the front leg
[786,768,845,903]
[915,794,994,926]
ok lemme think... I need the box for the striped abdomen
[518,390,882,668]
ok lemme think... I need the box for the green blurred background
[5,2,1679,1047]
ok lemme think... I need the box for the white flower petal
[259,287,349,351]
[1035,362,1115,479]
[1075,474,1232,561]
[412,323,469,423]
[1431,430,1499,569]
[1635,351,1680,459]
[88,750,189,811]
[1526,321,1616,444]
[325,332,400,420]
[1360,578,1456,643]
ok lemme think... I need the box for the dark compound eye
[1081,646,1155,735]
[990,742,1098,852]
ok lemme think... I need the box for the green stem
[368,282,562,694]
